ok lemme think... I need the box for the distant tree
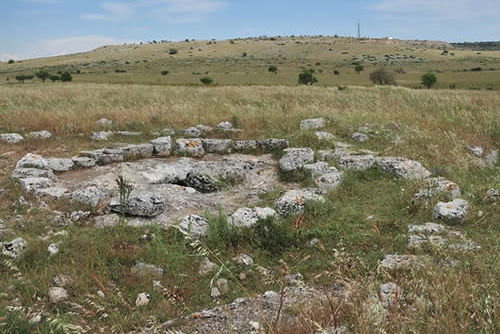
[60,72,72,82]
[161,70,169,75]
[298,69,318,85]
[49,75,60,82]
[268,65,278,74]
[168,48,178,55]
[200,77,213,85]
[35,71,50,83]
[15,74,34,83]
[421,73,437,89]
[369,68,396,85]
[354,64,364,74]
[8,59,15,64]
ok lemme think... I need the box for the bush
[369,68,396,85]
[268,65,278,73]
[298,69,318,85]
[15,74,34,83]
[242,52,247,57]
[114,69,126,73]
[8,59,15,64]
[470,67,482,72]
[161,70,169,75]
[421,73,437,89]
[168,48,178,55]
[333,69,340,75]
[35,70,50,82]
[200,77,213,85]
[354,64,364,74]
[49,75,60,82]
[60,72,72,82]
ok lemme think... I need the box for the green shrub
[168,48,178,55]
[161,70,169,75]
[35,71,50,82]
[60,72,72,82]
[8,59,15,64]
[15,74,34,83]
[114,69,126,73]
[242,52,247,57]
[268,65,278,73]
[200,77,213,85]
[369,68,396,85]
[49,75,60,82]
[354,64,364,74]
[421,73,437,89]
[298,69,318,85]
[333,69,340,75]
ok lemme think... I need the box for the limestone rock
[315,131,335,141]
[338,154,375,171]
[433,199,468,223]
[11,167,55,180]
[413,177,461,202]
[72,156,96,168]
[121,144,154,159]
[379,283,400,309]
[233,254,254,266]
[70,186,107,208]
[135,293,151,307]
[27,130,52,139]
[15,153,49,170]
[48,242,61,256]
[199,257,217,276]
[217,121,233,130]
[279,148,315,172]
[0,133,24,144]
[184,127,202,137]
[110,191,165,217]
[18,177,53,192]
[80,149,123,165]
[216,278,229,294]
[175,138,205,157]
[48,287,69,304]
[300,117,325,130]
[95,118,113,127]
[467,145,483,157]
[196,124,214,133]
[233,140,257,151]
[202,139,233,154]
[376,157,431,180]
[380,254,425,270]
[230,207,276,228]
[275,189,325,215]
[314,170,343,189]
[151,136,172,156]
[160,128,175,136]
[352,132,369,142]
[1,237,27,258]
[179,215,209,238]
[47,158,74,172]
[89,131,113,141]
[256,139,289,150]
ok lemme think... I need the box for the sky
[1,0,499,61]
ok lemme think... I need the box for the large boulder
[376,157,431,180]
[175,138,205,158]
[202,139,233,154]
[151,136,172,156]
[70,186,107,208]
[433,199,468,223]
[46,158,74,172]
[279,148,315,172]
[182,172,218,193]
[300,117,325,130]
[0,133,24,144]
[110,191,165,217]
[275,189,325,215]
[178,215,209,238]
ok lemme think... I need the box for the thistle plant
[116,174,134,220]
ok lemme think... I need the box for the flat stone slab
[275,189,325,215]
[433,199,469,223]
[376,157,431,180]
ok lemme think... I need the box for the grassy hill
[1,36,499,89]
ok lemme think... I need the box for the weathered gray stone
[233,254,253,266]
[485,149,498,167]
[202,139,233,154]
[352,132,369,142]
[275,189,325,215]
[175,138,205,157]
[380,254,425,270]
[18,177,53,192]
[179,215,209,238]
[70,186,107,207]
[27,130,52,139]
[0,133,24,144]
[317,149,335,161]
[379,283,400,309]
[15,153,49,170]
[433,199,468,223]
[121,144,154,159]
[216,278,229,294]
[160,128,175,136]
[182,172,218,193]
[217,121,233,130]
[89,131,113,141]
[233,140,257,151]
[11,167,55,180]
[116,131,142,137]
[303,162,333,177]
[376,157,431,180]
[47,158,74,172]
[184,127,202,137]
[95,118,113,127]
[256,139,289,150]
[151,136,172,156]
[230,207,277,228]
[133,262,164,279]
[413,177,461,202]
[48,287,69,304]
[199,257,217,276]
[300,117,325,130]
[135,293,150,307]
[279,148,315,172]
[80,149,123,165]
[110,191,165,217]
[1,237,27,258]
[314,170,343,189]
[196,124,214,133]
[315,131,335,141]
[338,154,375,171]
[35,186,71,199]
[467,145,483,157]
[72,156,96,168]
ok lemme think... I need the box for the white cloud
[369,0,500,20]
[0,53,21,62]
[37,35,125,57]
[81,0,228,22]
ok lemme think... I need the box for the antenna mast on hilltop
[357,21,361,39]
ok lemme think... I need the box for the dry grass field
[0,37,498,334]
